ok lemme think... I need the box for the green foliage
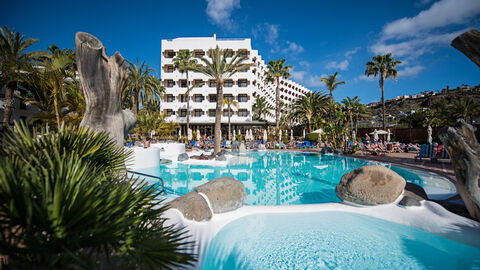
[305,132,319,142]
[319,72,345,103]
[0,122,195,269]
[252,96,273,121]
[134,109,179,139]
[235,134,244,141]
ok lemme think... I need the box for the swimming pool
[134,151,456,205]
[202,212,480,269]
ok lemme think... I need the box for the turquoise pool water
[202,212,480,269]
[135,151,456,205]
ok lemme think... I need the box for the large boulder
[399,182,428,207]
[168,191,212,222]
[177,153,189,161]
[438,119,480,220]
[195,177,246,214]
[215,154,227,161]
[231,141,240,152]
[451,29,480,68]
[238,142,247,153]
[257,144,266,150]
[336,165,406,205]
[321,147,334,154]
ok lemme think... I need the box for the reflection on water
[136,151,456,205]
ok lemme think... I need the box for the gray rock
[321,147,334,154]
[238,142,247,153]
[215,154,227,161]
[168,191,212,222]
[75,32,136,146]
[194,177,246,214]
[177,153,189,162]
[405,182,428,201]
[257,144,266,150]
[160,159,172,164]
[451,29,480,68]
[398,196,421,207]
[335,165,406,205]
[438,119,480,220]
[231,141,240,152]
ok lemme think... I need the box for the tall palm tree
[252,96,273,121]
[292,91,328,132]
[265,59,291,131]
[223,98,238,140]
[186,46,251,154]
[449,98,479,124]
[0,26,44,125]
[122,59,160,115]
[173,50,197,134]
[365,53,401,130]
[341,96,361,131]
[319,72,345,120]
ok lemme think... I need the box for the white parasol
[187,128,192,141]
[233,129,236,141]
[303,129,306,138]
[291,129,294,141]
[373,129,379,141]
[263,129,268,143]
[279,129,282,141]
[196,129,201,141]
[387,129,391,142]
[427,125,432,144]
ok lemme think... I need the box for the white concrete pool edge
[163,196,480,269]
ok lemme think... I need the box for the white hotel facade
[160,34,312,137]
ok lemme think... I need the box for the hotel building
[160,34,312,137]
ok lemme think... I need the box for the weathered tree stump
[451,29,480,69]
[75,32,135,145]
[438,120,480,220]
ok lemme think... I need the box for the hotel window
[237,50,248,57]
[238,94,248,102]
[166,80,175,88]
[165,51,176,58]
[165,65,174,73]
[238,109,249,117]
[179,94,188,103]
[194,94,204,103]
[193,109,203,117]
[165,109,175,116]
[193,79,204,87]
[209,80,216,87]
[224,80,233,87]
[194,50,205,57]
[179,80,187,88]
[223,109,234,117]
[223,94,234,101]
[208,109,216,117]
[225,49,234,57]
[165,94,175,102]
[179,109,187,117]
[238,79,248,87]
[239,67,248,72]
[209,94,217,102]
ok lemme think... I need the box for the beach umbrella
[279,129,282,141]
[312,129,322,134]
[233,129,236,141]
[187,128,192,141]
[196,129,201,141]
[303,129,306,138]
[387,129,391,142]
[178,129,181,137]
[150,130,155,138]
[250,129,254,140]
[373,129,379,141]
[263,129,268,143]
[427,125,432,144]
[290,129,294,141]
[352,130,356,142]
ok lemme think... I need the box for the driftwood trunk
[75,32,136,145]
[451,29,480,69]
[438,120,480,220]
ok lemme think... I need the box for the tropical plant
[265,59,291,131]
[0,26,45,125]
[0,121,195,269]
[252,96,273,121]
[341,96,361,132]
[365,53,402,130]
[291,91,328,132]
[223,98,238,140]
[449,97,479,124]
[173,50,197,133]
[122,59,161,115]
[319,72,345,104]
[186,46,252,154]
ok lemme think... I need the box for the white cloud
[253,23,279,46]
[344,47,360,58]
[382,0,480,40]
[397,65,425,77]
[325,60,349,71]
[290,68,307,82]
[306,75,324,87]
[357,74,376,82]
[206,0,241,29]
[299,61,310,68]
[282,41,304,54]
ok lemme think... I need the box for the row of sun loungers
[414,144,449,162]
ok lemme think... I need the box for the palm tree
[449,98,479,124]
[252,96,273,121]
[365,53,402,130]
[341,96,361,131]
[319,72,345,120]
[223,98,238,140]
[122,59,160,115]
[0,26,45,125]
[186,46,251,154]
[292,91,328,132]
[265,59,291,131]
[173,50,197,133]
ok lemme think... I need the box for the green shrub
[0,122,195,269]
[305,132,319,142]
[235,134,244,141]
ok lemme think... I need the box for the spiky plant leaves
[0,121,196,269]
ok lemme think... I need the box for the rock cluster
[177,153,189,161]
[168,177,246,221]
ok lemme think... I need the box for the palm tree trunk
[329,90,333,121]
[380,74,385,130]
[133,90,139,115]
[275,76,280,133]
[214,79,223,155]
[2,82,14,125]
[228,105,231,140]
[186,71,190,140]
[54,90,61,129]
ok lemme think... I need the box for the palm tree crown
[319,72,345,104]
[291,91,328,132]
[173,50,197,136]
[186,46,251,154]
[252,96,273,121]
[365,53,401,130]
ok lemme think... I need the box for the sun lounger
[304,141,315,148]
[415,144,439,162]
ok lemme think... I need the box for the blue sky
[2,0,480,104]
